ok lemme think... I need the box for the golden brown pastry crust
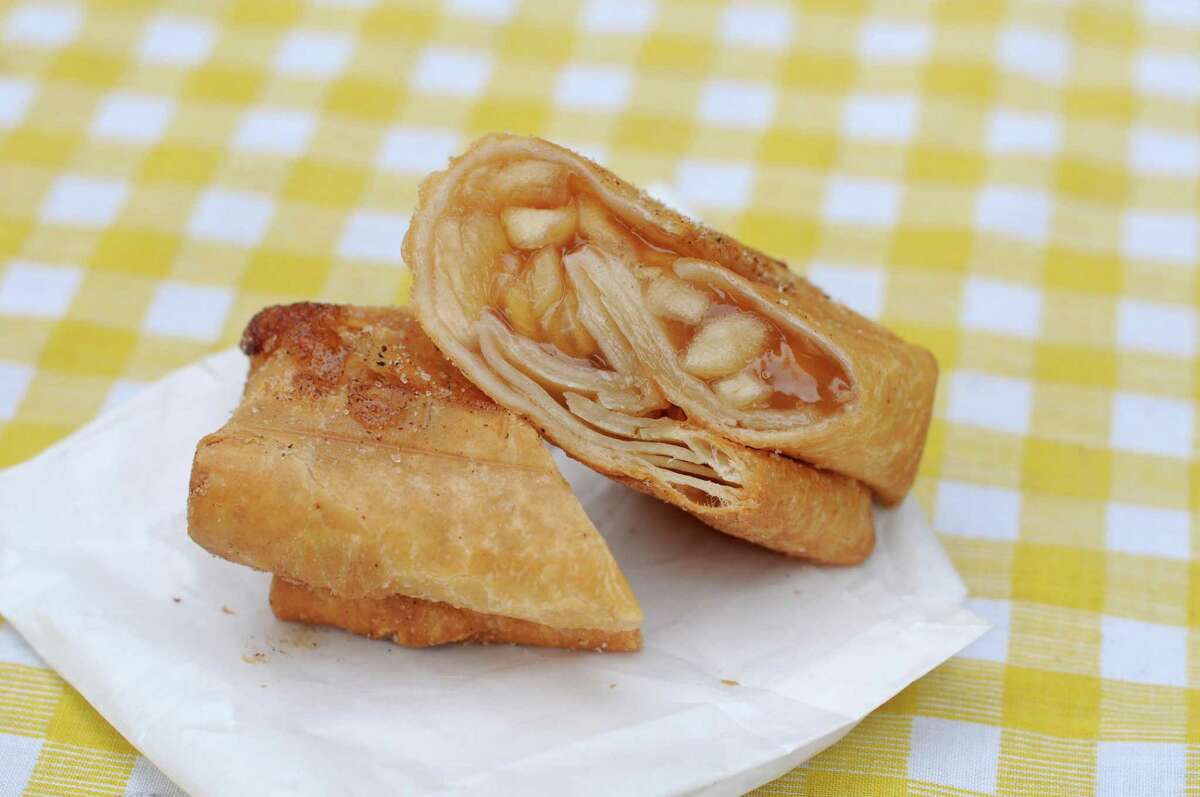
[405,135,936,505]
[608,456,873,564]
[270,576,642,652]
[188,303,642,633]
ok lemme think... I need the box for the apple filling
[430,157,855,503]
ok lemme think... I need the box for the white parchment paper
[0,349,986,797]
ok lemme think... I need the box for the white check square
[719,5,794,51]
[841,92,918,143]
[554,64,633,111]
[960,597,1010,662]
[1121,210,1197,264]
[858,20,930,62]
[1142,0,1200,26]
[823,176,901,227]
[91,91,175,144]
[580,0,656,35]
[975,185,1052,244]
[961,276,1042,338]
[447,0,516,23]
[376,125,460,174]
[947,370,1032,435]
[985,108,1061,156]
[0,360,34,420]
[807,262,885,319]
[124,757,188,797]
[935,479,1022,540]
[410,46,493,97]
[232,107,317,156]
[1100,616,1187,687]
[1099,739,1185,797]
[0,77,36,129]
[5,3,82,48]
[274,30,353,77]
[40,174,129,228]
[1097,742,1186,797]
[698,80,776,129]
[0,735,41,794]
[908,717,1000,794]
[338,210,409,264]
[187,188,274,247]
[1116,298,1195,358]
[143,281,233,342]
[1129,127,1200,176]
[0,260,82,317]
[673,159,753,211]
[1106,502,1190,560]
[1110,392,1193,459]
[1135,53,1200,102]
[137,14,215,66]
[997,26,1070,84]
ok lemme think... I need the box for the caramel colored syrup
[600,204,852,414]
[663,283,850,413]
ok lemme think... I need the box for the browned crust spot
[243,303,497,414]
[241,303,351,391]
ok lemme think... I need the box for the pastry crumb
[720,678,739,687]
[221,605,236,615]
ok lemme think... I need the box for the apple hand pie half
[188,303,642,651]
[405,135,937,563]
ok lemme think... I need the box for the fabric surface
[0,0,1196,795]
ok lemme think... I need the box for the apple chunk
[528,247,565,317]
[681,313,770,379]
[501,206,578,250]
[491,160,570,207]
[646,275,711,325]
[713,370,771,408]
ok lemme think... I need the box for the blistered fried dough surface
[270,577,642,652]
[188,303,642,633]
[408,136,879,563]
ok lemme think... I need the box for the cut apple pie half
[406,135,936,563]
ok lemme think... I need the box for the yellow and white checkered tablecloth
[0,0,1197,794]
